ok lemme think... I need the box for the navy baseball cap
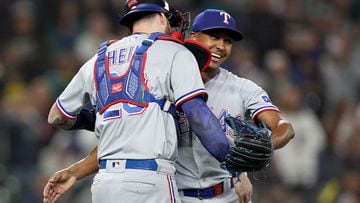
[120,0,170,27]
[192,9,244,41]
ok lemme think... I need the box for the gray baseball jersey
[176,68,279,200]
[56,33,208,203]
[56,33,207,161]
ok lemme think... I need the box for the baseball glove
[222,115,273,173]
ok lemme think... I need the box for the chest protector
[95,32,180,116]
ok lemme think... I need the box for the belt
[99,159,158,171]
[182,180,234,199]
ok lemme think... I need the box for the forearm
[67,146,99,180]
[48,102,96,131]
[48,103,76,129]
[233,172,252,202]
[271,120,294,149]
[182,97,230,162]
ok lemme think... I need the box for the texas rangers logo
[220,11,231,24]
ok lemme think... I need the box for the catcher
[43,8,295,203]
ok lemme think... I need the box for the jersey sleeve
[56,55,97,119]
[241,79,279,120]
[170,49,207,108]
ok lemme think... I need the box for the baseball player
[43,7,295,203]
[175,9,295,203]
[44,1,231,203]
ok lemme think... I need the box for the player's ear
[159,12,168,26]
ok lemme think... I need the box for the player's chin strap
[95,32,176,116]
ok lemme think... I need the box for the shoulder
[75,54,98,80]
[219,68,265,91]
[219,68,251,84]
[151,40,196,63]
[81,54,98,71]
[154,39,188,51]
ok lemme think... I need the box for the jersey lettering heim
[176,68,279,189]
[56,33,207,161]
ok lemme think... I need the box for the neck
[201,68,220,83]
[132,28,161,35]
[132,13,167,35]
[132,32,148,35]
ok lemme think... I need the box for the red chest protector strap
[95,33,177,116]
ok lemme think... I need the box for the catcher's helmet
[120,0,171,28]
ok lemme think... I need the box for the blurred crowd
[0,0,359,203]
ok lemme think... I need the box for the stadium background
[0,0,359,202]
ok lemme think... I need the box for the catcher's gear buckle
[142,38,155,46]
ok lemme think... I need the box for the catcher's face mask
[166,9,190,38]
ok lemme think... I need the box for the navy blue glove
[223,116,273,173]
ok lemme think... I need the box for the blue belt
[182,180,234,199]
[99,159,158,171]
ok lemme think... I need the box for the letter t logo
[220,11,231,24]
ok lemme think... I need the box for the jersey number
[122,103,146,115]
[103,103,146,120]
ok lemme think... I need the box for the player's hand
[233,174,253,203]
[43,168,77,203]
